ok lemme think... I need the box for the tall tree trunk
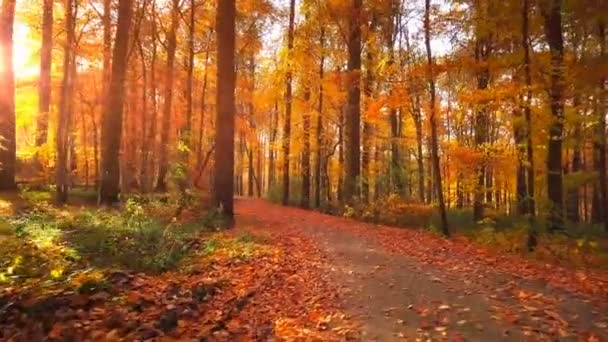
[473,38,490,221]
[282,0,295,205]
[412,98,425,203]
[268,102,278,191]
[361,29,374,202]
[314,28,325,208]
[0,0,16,189]
[424,0,449,236]
[594,20,607,231]
[36,0,53,148]
[197,30,212,168]
[138,36,149,191]
[301,87,311,208]
[344,0,362,202]
[213,0,236,217]
[156,0,179,192]
[179,0,195,191]
[247,55,256,198]
[56,0,77,203]
[521,0,535,216]
[99,0,133,204]
[338,107,344,202]
[542,0,565,232]
[102,0,112,97]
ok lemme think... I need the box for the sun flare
[12,21,38,79]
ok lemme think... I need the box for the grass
[0,189,238,289]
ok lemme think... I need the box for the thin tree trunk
[361,27,374,202]
[282,0,296,205]
[424,0,449,236]
[36,0,53,148]
[56,0,77,203]
[301,86,311,208]
[522,0,535,216]
[595,20,607,231]
[412,98,425,203]
[197,30,212,166]
[473,37,490,221]
[268,101,278,190]
[314,28,325,208]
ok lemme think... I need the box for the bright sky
[13,22,38,79]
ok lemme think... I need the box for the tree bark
[213,0,236,217]
[156,0,179,192]
[344,0,362,203]
[0,0,16,190]
[56,0,77,203]
[36,0,53,148]
[314,28,325,208]
[301,84,311,208]
[99,0,133,205]
[522,0,535,216]
[424,0,449,236]
[594,20,607,231]
[282,0,295,205]
[473,38,490,221]
[542,0,565,232]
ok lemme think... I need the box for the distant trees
[0,0,16,190]
[1,0,606,235]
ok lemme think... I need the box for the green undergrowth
[0,190,239,290]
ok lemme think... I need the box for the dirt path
[236,199,608,341]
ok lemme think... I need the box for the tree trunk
[412,98,425,203]
[213,0,236,217]
[0,0,16,189]
[519,0,535,216]
[344,0,362,202]
[36,0,52,148]
[197,30,212,167]
[179,0,195,191]
[301,87,311,208]
[542,0,565,232]
[361,35,374,202]
[282,0,295,205]
[268,102,278,191]
[424,0,449,236]
[102,0,111,98]
[473,37,490,221]
[99,0,133,205]
[156,0,179,192]
[315,28,325,208]
[594,20,607,231]
[56,0,77,203]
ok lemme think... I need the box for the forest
[0,0,608,340]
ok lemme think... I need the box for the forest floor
[238,199,608,341]
[1,193,608,341]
